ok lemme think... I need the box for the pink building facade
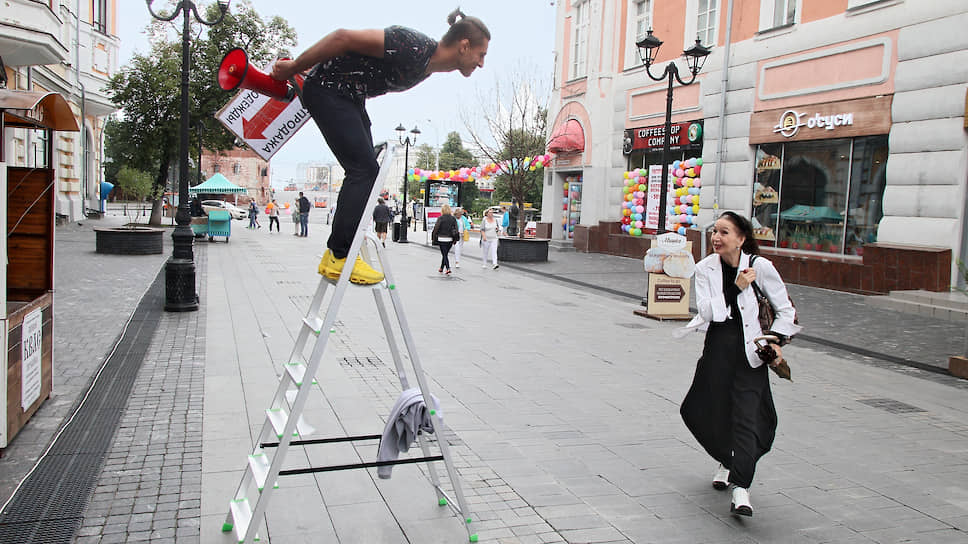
[544,0,968,293]
[200,147,271,205]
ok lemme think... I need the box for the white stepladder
[221,143,477,543]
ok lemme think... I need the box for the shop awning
[548,119,584,154]
[0,90,79,131]
[189,173,248,194]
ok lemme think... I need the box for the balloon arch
[406,154,553,184]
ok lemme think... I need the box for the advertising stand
[423,180,462,244]
[635,233,694,321]
[0,90,79,450]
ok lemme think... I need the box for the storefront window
[845,136,887,256]
[751,135,887,255]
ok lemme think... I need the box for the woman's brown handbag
[749,255,798,337]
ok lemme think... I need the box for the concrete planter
[94,227,165,255]
[497,237,549,263]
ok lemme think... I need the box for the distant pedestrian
[412,199,420,231]
[480,208,500,269]
[297,192,311,237]
[290,202,300,235]
[431,204,459,275]
[248,201,259,228]
[267,199,280,232]
[372,197,393,247]
[454,207,470,268]
[678,211,800,518]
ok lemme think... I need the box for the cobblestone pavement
[492,248,967,379]
[1,215,966,544]
[0,216,167,506]
[196,224,966,544]
[74,248,207,544]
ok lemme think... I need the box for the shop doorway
[562,174,582,239]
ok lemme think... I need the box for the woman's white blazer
[678,252,802,368]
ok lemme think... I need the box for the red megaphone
[218,48,296,102]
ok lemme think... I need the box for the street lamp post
[636,31,710,233]
[395,124,420,243]
[324,164,334,224]
[147,0,230,312]
[195,119,205,185]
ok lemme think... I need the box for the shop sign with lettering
[774,110,854,138]
[21,309,42,411]
[749,96,892,144]
[624,120,703,155]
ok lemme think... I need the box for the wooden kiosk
[0,89,79,451]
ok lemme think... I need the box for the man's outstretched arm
[271,28,384,81]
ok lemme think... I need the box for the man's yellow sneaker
[318,249,384,285]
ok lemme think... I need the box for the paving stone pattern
[1,215,966,544]
[196,225,968,544]
[0,217,167,506]
[75,247,207,544]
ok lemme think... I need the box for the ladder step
[227,498,259,542]
[285,390,317,437]
[303,316,323,335]
[267,406,314,439]
[284,361,316,386]
[248,452,273,491]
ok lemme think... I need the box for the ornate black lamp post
[636,31,711,233]
[395,124,420,243]
[147,0,230,312]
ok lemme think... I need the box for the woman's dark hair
[719,211,759,255]
[442,8,491,47]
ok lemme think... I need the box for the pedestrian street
[197,223,968,543]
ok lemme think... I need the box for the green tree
[116,166,155,227]
[104,0,296,225]
[414,143,436,171]
[437,131,475,171]
[464,68,549,237]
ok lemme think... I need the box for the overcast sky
[119,1,557,185]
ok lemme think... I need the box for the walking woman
[480,208,500,269]
[678,211,800,517]
[454,207,471,268]
[431,205,459,275]
[267,199,281,232]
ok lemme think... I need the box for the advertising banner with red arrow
[215,81,310,161]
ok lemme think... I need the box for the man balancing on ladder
[270,8,490,285]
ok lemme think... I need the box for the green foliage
[414,143,436,170]
[116,166,155,227]
[104,0,296,224]
[463,70,549,236]
[460,181,480,209]
[438,132,476,171]
[117,166,155,200]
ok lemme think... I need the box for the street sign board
[215,82,311,161]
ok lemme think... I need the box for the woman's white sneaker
[712,464,729,490]
[730,485,752,517]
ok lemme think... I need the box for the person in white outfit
[480,208,500,269]
[454,208,470,268]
